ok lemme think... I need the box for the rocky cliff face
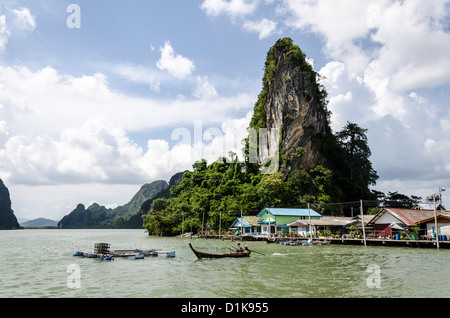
[0,179,20,230]
[250,38,332,176]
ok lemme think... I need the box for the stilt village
[181,204,450,249]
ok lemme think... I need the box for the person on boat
[237,243,244,252]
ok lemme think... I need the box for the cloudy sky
[1,0,449,221]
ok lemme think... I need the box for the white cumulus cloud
[200,0,280,40]
[113,63,162,92]
[200,0,259,19]
[192,76,218,100]
[12,8,36,30]
[0,15,10,51]
[156,41,195,79]
[243,18,277,39]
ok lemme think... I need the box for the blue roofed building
[256,207,322,235]
[229,216,262,235]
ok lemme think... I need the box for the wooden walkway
[328,238,450,248]
[185,234,450,248]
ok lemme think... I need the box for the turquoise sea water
[1,229,449,298]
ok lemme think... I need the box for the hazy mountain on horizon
[20,218,58,228]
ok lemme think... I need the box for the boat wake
[271,253,288,256]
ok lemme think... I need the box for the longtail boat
[188,243,251,259]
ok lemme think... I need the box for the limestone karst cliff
[248,38,377,201]
[249,37,334,176]
[0,179,20,230]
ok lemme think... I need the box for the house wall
[376,213,400,224]
[242,226,261,235]
[372,212,403,237]
[261,225,273,235]
[290,225,316,237]
[425,223,450,237]
[275,215,303,225]
[260,212,274,224]
[252,226,261,234]
[261,212,318,228]
[237,225,261,235]
[260,211,320,235]
[374,224,392,237]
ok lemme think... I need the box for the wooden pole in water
[202,211,205,236]
[360,199,367,247]
[274,209,277,237]
[219,211,222,240]
[308,203,312,240]
[434,195,440,250]
[240,209,243,239]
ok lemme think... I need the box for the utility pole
[434,194,440,250]
[360,200,367,247]
[219,211,222,240]
[429,187,445,250]
[202,211,205,237]
[308,203,312,240]
[240,209,243,237]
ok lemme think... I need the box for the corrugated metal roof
[287,216,353,227]
[243,216,261,226]
[257,207,322,218]
[368,208,450,226]
[231,216,262,228]
[388,208,436,226]
[350,214,376,225]
[414,211,450,224]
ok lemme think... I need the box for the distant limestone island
[19,218,59,228]
[0,179,20,230]
[57,172,184,229]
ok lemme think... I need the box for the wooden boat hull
[189,243,251,259]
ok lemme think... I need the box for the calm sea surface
[1,229,449,298]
